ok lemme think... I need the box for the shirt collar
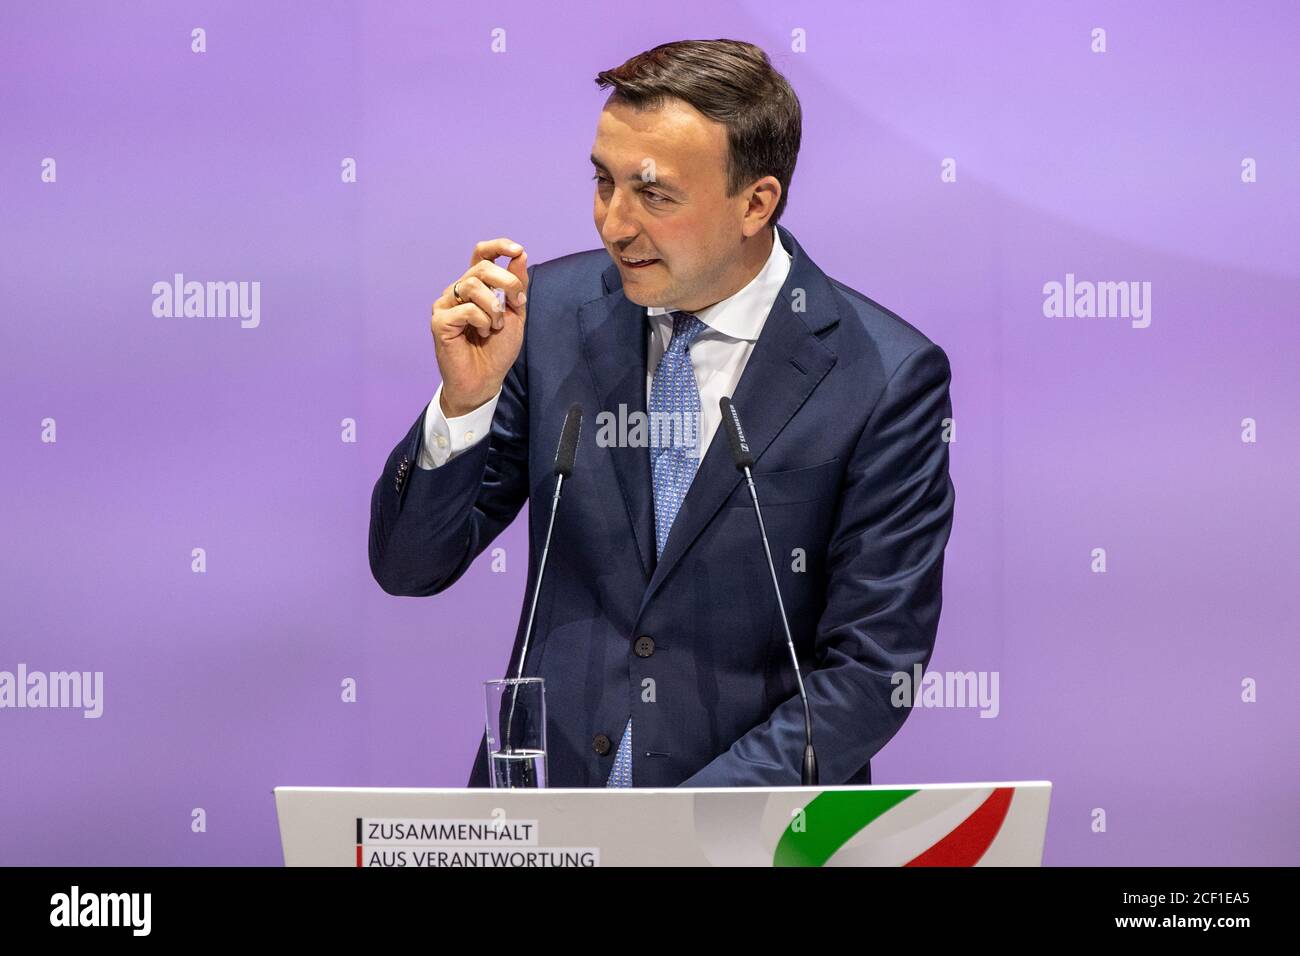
[645,229,793,341]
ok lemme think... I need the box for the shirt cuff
[417,384,502,469]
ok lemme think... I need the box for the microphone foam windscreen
[554,403,583,477]
[719,396,754,469]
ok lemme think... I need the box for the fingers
[505,250,528,300]
[466,259,527,308]
[431,238,530,343]
[453,276,507,330]
[470,237,527,272]
[467,240,528,308]
[433,282,493,338]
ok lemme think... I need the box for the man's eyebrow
[589,154,682,192]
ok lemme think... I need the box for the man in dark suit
[369,39,955,788]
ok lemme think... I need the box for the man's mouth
[619,255,660,269]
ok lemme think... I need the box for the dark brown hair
[595,39,802,227]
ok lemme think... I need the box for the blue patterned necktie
[606,311,707,788]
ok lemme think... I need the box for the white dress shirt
[418,230,793,469]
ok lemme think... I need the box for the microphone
[517,402,583,679]
[720,396,818,786]
[553,402,582,478]
[502,405,583,765]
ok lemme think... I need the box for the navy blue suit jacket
[369,224,955,788]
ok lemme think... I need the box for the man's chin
[619,278,672,307]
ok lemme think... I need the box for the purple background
[2,1,1296,866]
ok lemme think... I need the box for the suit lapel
[578,278,656,580]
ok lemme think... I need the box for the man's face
[591,97,758,313]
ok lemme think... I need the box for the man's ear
[741,175,782,237]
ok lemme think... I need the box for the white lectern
[274,781,1051,867]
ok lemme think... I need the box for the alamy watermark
[891,664,999,718]
[0,663,103,718]
[152,273,260,329]
[1042,272,1151,329]
[50,885,150,935]
[594,404,701,451]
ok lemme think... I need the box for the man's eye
[591,174,666,205]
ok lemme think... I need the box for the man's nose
[600,189,638,247]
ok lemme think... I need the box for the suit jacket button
[634,635,655,658]
[592,733,612,756]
